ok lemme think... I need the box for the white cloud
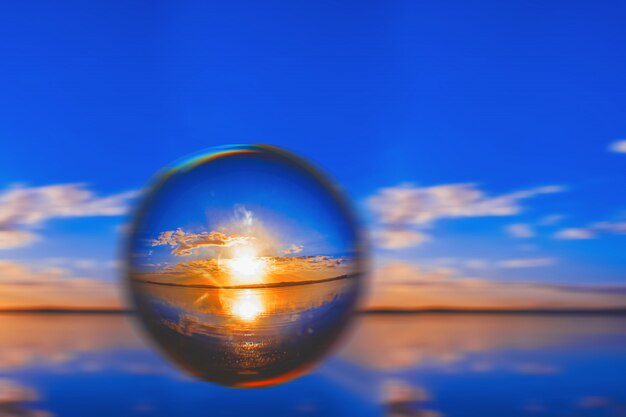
[282,244,304,254]
[505,215,563,240]
[594,221,626,233]
[609,140,626,153]
[497,258,556,268]
[234,204,254,227]
[0,183,138,250]
[506,223,534,238]
[538,214,564,226]
[372,228,430,249]
[555,228,596,240]
[369,183,564,226]
[465,259,488,269]
[555,221,626,240]
[151,228,255,256]
[367,183,564,249]
[41,257,113,271]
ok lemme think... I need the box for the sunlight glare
[226,246,267,285]
[230,289,264,321]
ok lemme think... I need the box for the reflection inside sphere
[126,145,364,387]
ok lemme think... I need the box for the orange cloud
[151,228,255,256]
[0,260,122,309]
[134,255,352,286]
[364,261,626,310]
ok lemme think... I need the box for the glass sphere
[125,145,365,387]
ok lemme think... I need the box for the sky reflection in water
[1,314,625,417]
[131,278,359,386]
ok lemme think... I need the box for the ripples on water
[1,313,625,416]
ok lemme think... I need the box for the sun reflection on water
[229,289,265,321]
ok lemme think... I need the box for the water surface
[1,313,625,416]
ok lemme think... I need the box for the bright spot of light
[230,289,264,321]
[226,245,267,285]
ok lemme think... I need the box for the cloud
[282,244,304,254]
[465,259,488,269]
[372,228,430,249]
[497,258,556,268]
[151,228,255,256]
[0,230,39,249]
[555,221,626,240]
[0,260,122,309]
[386,257,557,276]
[234,204,254,227]
[505,215,564,239]
[368,183,564,249]
[578,396,611,409]
[369,183,564,226]
[555,228,596,240]
[365,260,626,310]
[0,183,138,249]
[506,223,534,238]
[608,139,626,153]
[37,257,117,272]
[133,255,351,287]
[511,363,559,375]
[538,214,564,226]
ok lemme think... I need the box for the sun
[225,245,267,285]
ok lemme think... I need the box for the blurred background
[1,1,625,416]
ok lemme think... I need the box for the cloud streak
[134,255,350,286]
[608,139,626,153]
[368,183,564,249]
[372,228,430,249]
[497,258,556,268]
[0,260,122,309]
[0,183,138,249]
[555,221,626,240]
[366,261,626,310]
[282,244,304,254]
[506,223,534,238]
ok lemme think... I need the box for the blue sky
[131,147,359,270]
[1,0,625,308]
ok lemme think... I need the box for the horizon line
[129,273,356,289]
[2,306,626,315]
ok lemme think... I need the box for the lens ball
[126,145,365,387]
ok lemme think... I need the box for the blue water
[0,314,625,416]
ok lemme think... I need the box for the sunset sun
[225,245,267,285]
